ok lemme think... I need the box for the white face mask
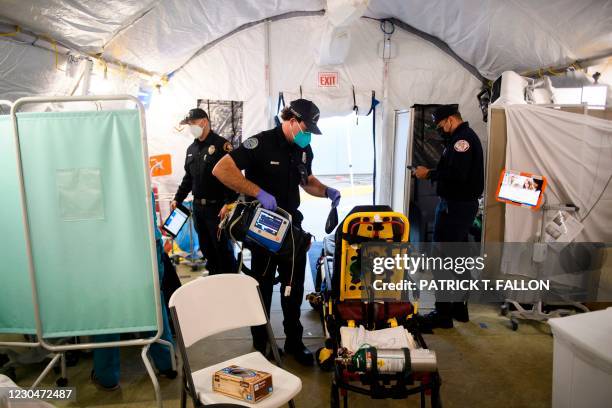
[187,124,203,138]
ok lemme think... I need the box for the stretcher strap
[367,91,379,205]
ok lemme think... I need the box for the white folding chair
[169,274,301,407]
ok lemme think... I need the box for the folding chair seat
[169,274,301,407]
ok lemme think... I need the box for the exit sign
[318,72,339,88]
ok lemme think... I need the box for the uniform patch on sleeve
[243,138,259,150]
[223,141,233,152]
[454,139,470,152]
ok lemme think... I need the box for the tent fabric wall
[102,0,325,74]
[143,15,484,205]
[0,40,74,102]
[366,0,612,80]
[144,22,267,195]
[504,105,612,243]
[3,1,610,80]
[0,0,159,51]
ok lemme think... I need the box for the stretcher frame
[9,95,176,407]
[0,99,67,389]
[318,207,441,407]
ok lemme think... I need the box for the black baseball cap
[288,99,321,134]
[431,104,459,125]
[180,108,208,125]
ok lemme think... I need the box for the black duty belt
[194,198,221,205]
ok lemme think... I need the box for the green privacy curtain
[14,110,157,338]
[0,116,36,334]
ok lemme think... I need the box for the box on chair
[212,365,273,403]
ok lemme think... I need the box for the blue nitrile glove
[256,189,278,211]
[326,187,341,208]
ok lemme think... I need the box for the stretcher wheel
[315,347,334,371]
[510,320,518,331]
[56,377,68,387]
[500,304,508,316]
[307,293,322,312]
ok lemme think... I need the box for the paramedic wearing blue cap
[414,105,484,329]
[213,99,341,365]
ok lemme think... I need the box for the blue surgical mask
[292,121,311,148]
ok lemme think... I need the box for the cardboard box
[212,365,273,403]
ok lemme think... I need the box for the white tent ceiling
[1,0,611,204]
[1,0,611,79]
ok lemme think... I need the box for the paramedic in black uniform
[171,108,237,275]
[414,104,484,329]
[213,99,341,365]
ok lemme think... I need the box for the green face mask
[292,122,312,148]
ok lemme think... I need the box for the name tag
[270,161,280,165]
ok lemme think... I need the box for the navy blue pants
[193,202,237,274]
[433,198,478,317]
[433,199,478,243]
[248,238,308,350]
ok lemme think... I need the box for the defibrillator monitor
[246,207,291,253]
[496,169,547,210]
[162,205,191,238]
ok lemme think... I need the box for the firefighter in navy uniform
[171,108,237,275]
[213,99,341,365]
[414,104,484,329]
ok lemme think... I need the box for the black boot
[284,341,314,366]
[422,310,454,330]
[452,302,470,322]
[420,302,454,331]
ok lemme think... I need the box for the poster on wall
[197,99,243,148]
[149,154,173,177]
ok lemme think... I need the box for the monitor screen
[254,211,284,236]
[497,170,545,207]
[163,207,189,237]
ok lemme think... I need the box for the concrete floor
[3,177,554,407]
[5,262,554,408]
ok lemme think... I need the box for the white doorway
[391,109,412,214]
[301,113,374,239]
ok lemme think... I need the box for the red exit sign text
[318,72,339,88]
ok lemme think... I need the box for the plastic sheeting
[504,105,612,243]
[0,40,75,102]
[0,0,159,51]
[15,109,158,337]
